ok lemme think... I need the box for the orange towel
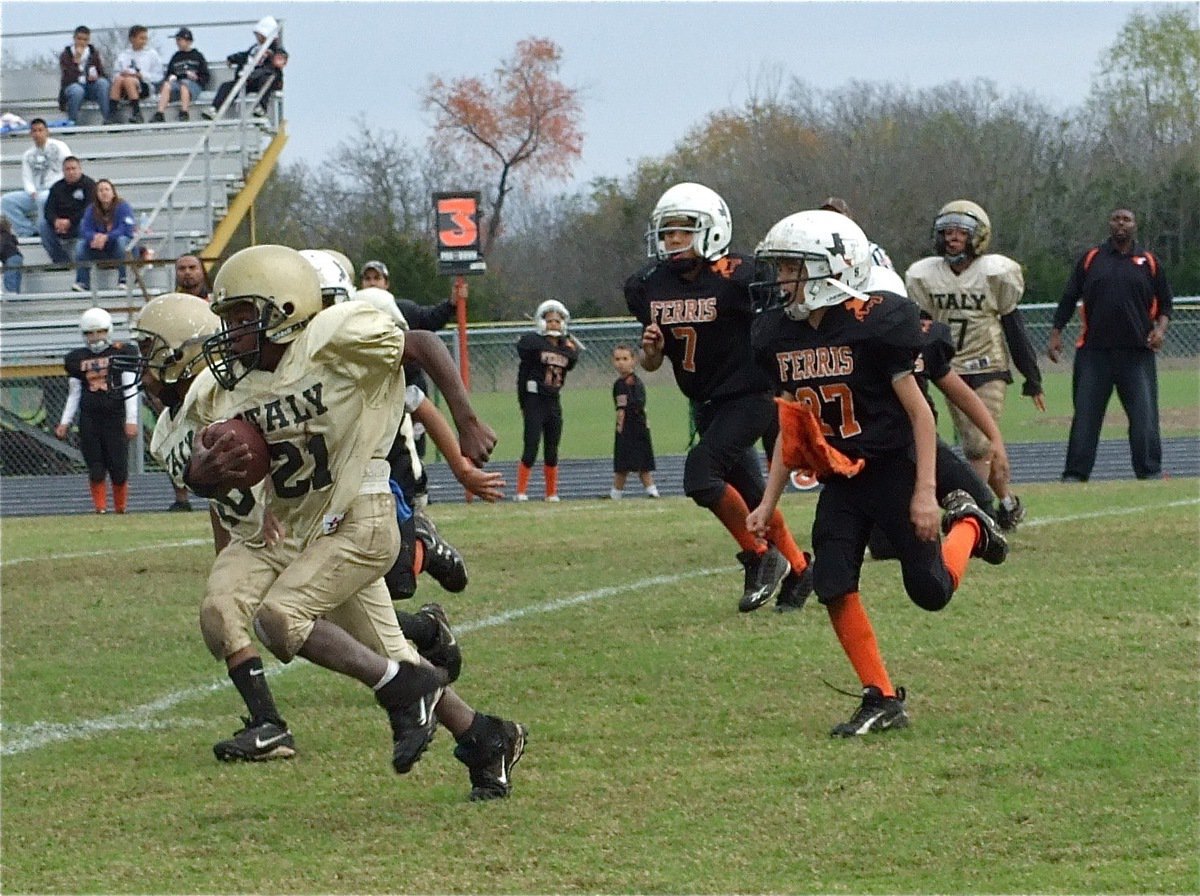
[776,398,865,480]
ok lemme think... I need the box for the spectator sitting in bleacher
[74,179,135,291]
[58,25,113,125]
[110,25,164,124]
[40,156,96,274]
[152,28,210,122]
[0,119,71,238]
[202,16,287,120]
[1,217,23,294]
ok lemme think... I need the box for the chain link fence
[2,300,1196,477]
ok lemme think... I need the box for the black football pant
[813,453,954,612]
[79,410,129,485]
[867,439,994,559]
[1064,346,1162,480]
[519,393,563,467]
[684,393,773,509]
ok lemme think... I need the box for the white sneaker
[545,495,561,503]
[514,493,529,502]
[646,485,660,498]
[609,488,623,500]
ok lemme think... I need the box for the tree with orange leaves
[423,37,583,250]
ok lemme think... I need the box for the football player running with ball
[746,210,1008,736]
[625,182,813,613]
[180,245,516,787]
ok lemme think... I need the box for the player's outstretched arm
[412,398,506,502]
[402,329,496,465]
[894,374,940,542]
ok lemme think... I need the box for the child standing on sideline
[610,343,659,499]
[515,300,578,501]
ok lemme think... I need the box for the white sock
[372,659,400,691]
[610,487,623,500]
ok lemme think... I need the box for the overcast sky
[4,1,1164,192]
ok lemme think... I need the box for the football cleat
[376,662,447,774]
[454,716,528,801]
[830,686,909,737]
[774,552,814,613]
[995,495,1026,531]
[417,602,462,683]
[737,546,790,612]
[213,717,295,762]
[414,510,468,592]
[941,489,1008,565]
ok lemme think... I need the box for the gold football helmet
[933,200,991,257]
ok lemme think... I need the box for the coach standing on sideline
[1048,208,1173,482]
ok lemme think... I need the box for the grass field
[2,479,1197,893]
[456,368,1200,464]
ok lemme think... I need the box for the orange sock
[940,518,980,590]
[827,592,894,697]
[544,464,558,499]
[767,509,809,572]
[112,481,128,514]
[711,485,762,553]
[516,462,531,496]
[412,539,425,576]
[88,480,107,513]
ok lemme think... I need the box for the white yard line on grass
[1,539,212,567]
[4,497,1197,756]
[0,566,724,755]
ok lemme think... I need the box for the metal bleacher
[0,19,287,376]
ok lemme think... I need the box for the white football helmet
[534,299,570,336]
[353,286,409,329]
[933,199,991,258]
[864,265,907,297]
[300,249,354,307]
[645,182,732,262]
[321,248,355,284]
[120,292,221,389]
[753,210,872,320]
[80,306,113,353]
[206,245,322,389]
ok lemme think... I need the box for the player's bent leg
[941,489,1008,566]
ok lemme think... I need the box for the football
[200,418,271,488]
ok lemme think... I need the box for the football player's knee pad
[253,602,296,662]
[199,595,252,660]
[900,566,954,612]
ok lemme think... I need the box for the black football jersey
[63,342,136,416]
[624,254,770,402]
[751,292,923,462]
[613,373,647,429]
[914,317,956,417]
[516,332,578,397]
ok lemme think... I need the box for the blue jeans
[1063,346,1162,480]
[63,79,112,122]
[77,234,130,288]
[2,254,22,293]
[39,218,79,264]
[1,189,49,237]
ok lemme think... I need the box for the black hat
[173,27,194,40]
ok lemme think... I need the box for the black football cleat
[830,686,909,737]
[775,552,814,612]
[416,602,462,683]
[454,716,528,801]
[995,495,1026,531]
[213,716,295,762]
[414,511,468,592]
[375,662,447,774]
[941,489,1008,564]
[737,546,790,612]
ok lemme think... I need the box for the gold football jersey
[905,254,1024,377]
[189,302,407,546]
